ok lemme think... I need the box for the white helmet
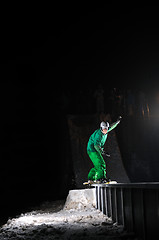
[100,121,109,130]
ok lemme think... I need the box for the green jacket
[87,121,119,153]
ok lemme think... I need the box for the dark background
[1,4,159,224]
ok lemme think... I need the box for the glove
[102,150,110,157]
[101,149,105,155]
[117,116,122,121]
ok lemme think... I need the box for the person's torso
[87,129,107,152]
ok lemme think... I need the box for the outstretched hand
[118,116,122,121]
[117,116,122,123]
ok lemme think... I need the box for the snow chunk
[64,188,96,210]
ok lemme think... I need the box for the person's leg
[87,151,96,180]
[88,168,96,180]
[93,152,106,180]
[87,151,106,180]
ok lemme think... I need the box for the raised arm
[107,116,122,133]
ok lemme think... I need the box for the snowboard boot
[88,180,95,184]
[95,178,111,184]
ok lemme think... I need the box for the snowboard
[83,180,117,185]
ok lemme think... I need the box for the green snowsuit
[87,121,119,181]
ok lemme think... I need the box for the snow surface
[0,200,138,240]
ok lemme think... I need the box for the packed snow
[0,190,138,240]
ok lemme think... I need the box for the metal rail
[93,183,159,240]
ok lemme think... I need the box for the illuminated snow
[0,202,126,240]
[0,190,134,239]
[7,208,109,226]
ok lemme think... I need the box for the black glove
[105,153,110,157]
[102,150,110,157]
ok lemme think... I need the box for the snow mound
[64,188,96,210]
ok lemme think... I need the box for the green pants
[87,151,106,180]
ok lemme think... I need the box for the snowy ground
[0,200,138,240]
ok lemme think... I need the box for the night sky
[1,4,159,223]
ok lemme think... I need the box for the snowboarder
[87,117,121,184]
